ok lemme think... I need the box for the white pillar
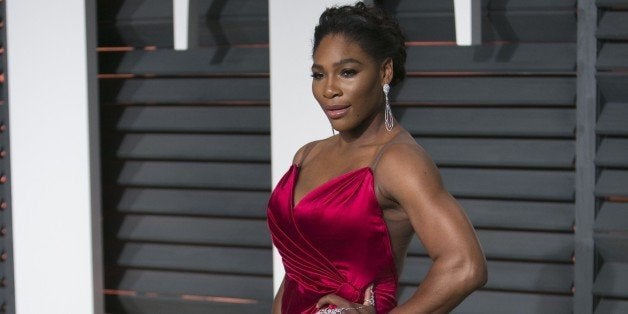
[269,0,356,294]
[6,0,104,313]
[454,0,482,46]
[173,0,198,50]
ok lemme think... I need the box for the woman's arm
[272,275,286,314]
[376,143,487,313]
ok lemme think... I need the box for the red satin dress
[267,155,398,313]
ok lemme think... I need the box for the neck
[336,111,393,148]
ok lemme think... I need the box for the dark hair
[313,2,406,86]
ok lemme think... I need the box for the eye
[340,69,357,78]
[311,72,324,80]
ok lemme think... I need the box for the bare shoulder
[292,141,316,165]
[291,136,335,165]
[374,133,444,200]
[376,133,436,175]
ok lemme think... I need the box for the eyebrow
[311,58,363,69]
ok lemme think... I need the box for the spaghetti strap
[370,133,405,171]
[370,142,395,171]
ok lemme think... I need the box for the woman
[267,2,487,313]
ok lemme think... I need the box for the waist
[282,274,397,314]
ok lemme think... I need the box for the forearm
[390,257,487,313]
[272,277,286,314]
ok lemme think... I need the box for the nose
[323,77,341,99]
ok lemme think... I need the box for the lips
[324,104,350,119]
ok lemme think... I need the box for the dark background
[92,0,628,313]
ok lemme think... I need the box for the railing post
[454,0,481,46]
[574,0,597,313]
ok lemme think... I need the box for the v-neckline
[291,164,372,209]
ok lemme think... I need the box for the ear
[381,57,394,85]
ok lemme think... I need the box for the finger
[363,284,374,305]
[316,294,352,309]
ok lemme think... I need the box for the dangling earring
[383,83,394,131]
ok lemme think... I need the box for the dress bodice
[267,164,398,313]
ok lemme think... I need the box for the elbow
[462,254,487,291]
[445,253,487,292]
[467,258,488,290]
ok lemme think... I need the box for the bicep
[377,146,481,260]
[405,189,479,261]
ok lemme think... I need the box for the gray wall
[98,0,272,313]
[592,0,628,312]
[388,0,576,312]
[97,0,628,313]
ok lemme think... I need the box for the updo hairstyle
[313,1,407,86]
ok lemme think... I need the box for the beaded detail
[317,286,375,313]
[318,305,370,313]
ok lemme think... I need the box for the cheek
[352,81,380,108]
[312,82,324,102]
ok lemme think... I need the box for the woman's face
[311,34,390,133]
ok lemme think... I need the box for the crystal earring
[383,83,394,131]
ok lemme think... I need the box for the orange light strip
[98,74,136,79]
[606,196,628,203]
[96,44,271,52]
[406,41,456,47]
[97,47,134,52]
[181,294,258,304]
[103,289,137,296]
[406,71,575,77]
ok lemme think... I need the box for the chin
[332,126,357,134]
[330,121,351,133]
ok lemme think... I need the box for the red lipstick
[324,104,350,119]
